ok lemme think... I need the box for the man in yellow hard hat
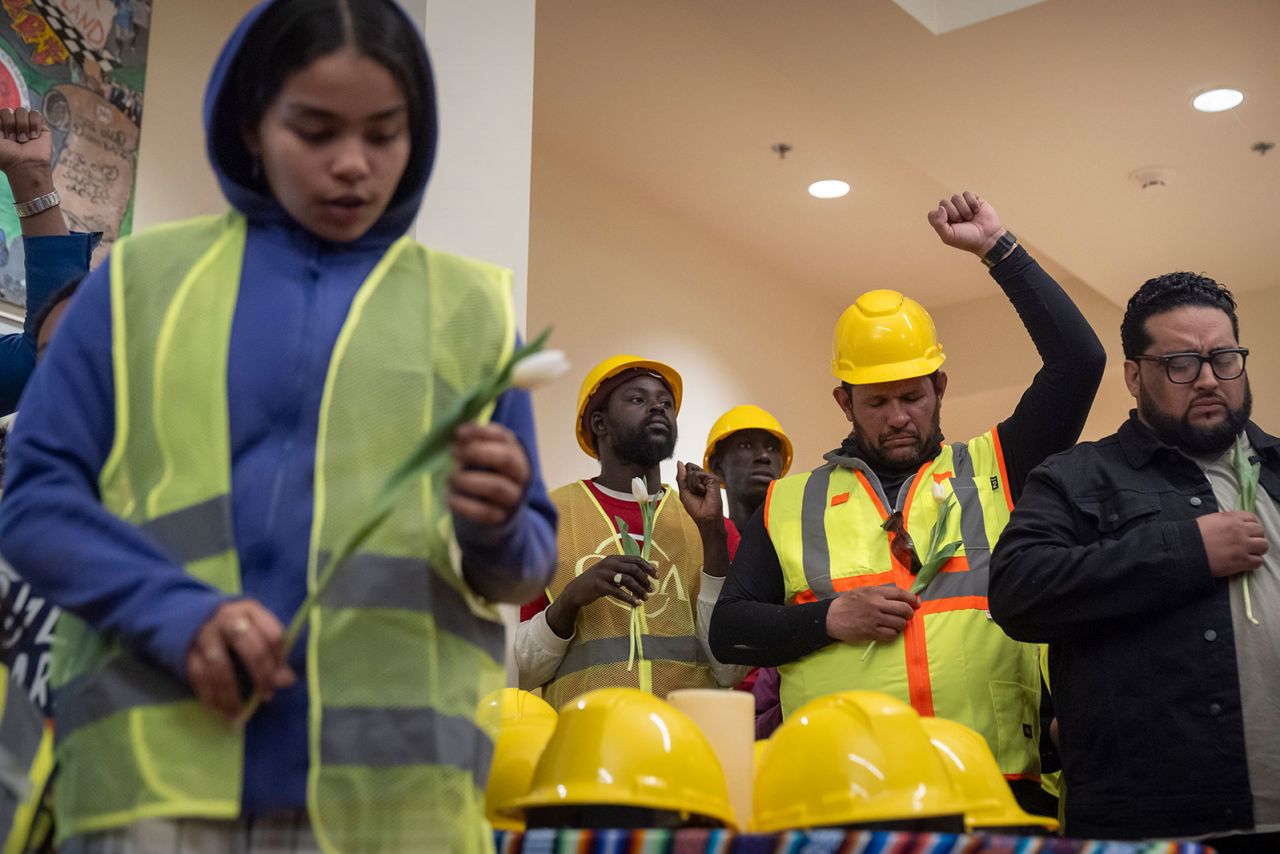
[710,192,1105,816]
[703,405,791,735]
[704,405,792,535]
[515,356,746,707]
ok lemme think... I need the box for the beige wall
[528,144,1280,486]
[528,143,851,488]
[132,0,257,229]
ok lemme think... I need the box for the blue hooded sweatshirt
[0,0,556,815]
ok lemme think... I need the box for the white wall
[415,0,537,327]
[131,0,257,228]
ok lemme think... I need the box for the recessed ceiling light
[809,179,850,199]
[1192,88,1244,113]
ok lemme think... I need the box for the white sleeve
[697,572,750,688]
[514,609,574,691]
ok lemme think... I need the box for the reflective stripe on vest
[553,634,707,679]
[138,496,234,566]
[767,431,1042,778]
[787,442,993,606]
[0,674,45,837]
[318,552,505,665]
[319,706,493,789]
[542,482,716,709]
[53,212,513,853]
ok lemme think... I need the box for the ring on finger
[613,572,623,585]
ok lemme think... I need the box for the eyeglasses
[1131,348,1248,384]
[881,510,922,574]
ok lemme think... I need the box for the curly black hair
[1120,272,1239,359]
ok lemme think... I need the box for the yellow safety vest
[541,482,716,709]
[766,433,1042,778]
[50,212,512,852]
[0,670,54,854]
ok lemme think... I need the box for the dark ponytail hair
[212,0,435,203]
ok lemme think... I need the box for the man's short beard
[853,403,945,475]
[611,422,677,469]
[1140,381,1252,456]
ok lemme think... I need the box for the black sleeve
[708,505,836,666]
[990,246,1106,501]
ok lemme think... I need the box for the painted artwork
[0,0,149,309]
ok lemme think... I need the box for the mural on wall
[0,0,150,309]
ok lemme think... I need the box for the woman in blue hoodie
[0,0,556,851]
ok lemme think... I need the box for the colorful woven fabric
[496,830,1209,854]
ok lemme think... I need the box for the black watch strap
[981,230,1017,268]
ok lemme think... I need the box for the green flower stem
[282,328,550,651]
[862,495,962,662]
[616,498,656,686]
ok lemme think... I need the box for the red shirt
[519,480,740,620]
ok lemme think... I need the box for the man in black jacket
[990,272,1279,849]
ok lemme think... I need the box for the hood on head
[202,0,436,242]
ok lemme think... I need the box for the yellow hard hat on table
[702,404,793,478]
[507,687,735,829]
[753,690,965,833]
[831,289,945,385]
[921,715,1059,834]
[477,689,558,832]
[574,354,683,458]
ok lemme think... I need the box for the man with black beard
[515,356,745,706]
[990,273,1279,849]
[710,192,1104,816]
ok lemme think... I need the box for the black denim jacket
[990,413,1280,840]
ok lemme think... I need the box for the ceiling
[531,0,1279,310]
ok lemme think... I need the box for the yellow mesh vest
[766,432,1043,778]
[52,212,512,853]
[541,482,716,709]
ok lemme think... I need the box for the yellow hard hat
[831,289,945,385]
[702,404,794,479]
[574,355,683,458]
[921,716,1060,834]
[478,689,558,832]
[753,691,965,833]
[509,687,735,828]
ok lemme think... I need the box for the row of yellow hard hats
[572,291,942,459]
[753,690,1057,834]
[481,687,1056,835]
[574,356,793,475]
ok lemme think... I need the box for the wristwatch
[981,230,1017,268]
[14,189,60,218]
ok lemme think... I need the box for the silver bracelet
[14,189,60,218]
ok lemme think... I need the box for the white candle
[668,689,753,830]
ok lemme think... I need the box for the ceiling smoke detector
[1129,167,1174,191]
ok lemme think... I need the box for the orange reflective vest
[766,431,1041,778]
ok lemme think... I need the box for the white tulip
[931,481,948,502]
[510,350,571,390]
[632,476,650,506]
